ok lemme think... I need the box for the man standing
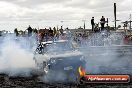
[91,17,95,32]
[27,25,33,37]
[14,28,19,36]
[100,16,105,30]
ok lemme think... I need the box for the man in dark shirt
[100,16,105,30]
[14,28,19,36]
[49,27,53,36]
[91,17,95,32]
[27,25,33,37]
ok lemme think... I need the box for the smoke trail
[0,34,36,76]
[80,31,132,74]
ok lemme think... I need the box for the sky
[0,0,132,31]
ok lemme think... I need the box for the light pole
[82,20,86,29]
[130,14,132,30]
[60,21,63,29]
[114,3,117,30]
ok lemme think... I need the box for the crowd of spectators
[14,25,68,43]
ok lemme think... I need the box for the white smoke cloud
[0,35,36,76]
[79,31,132,74]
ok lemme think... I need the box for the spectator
[91,17,95,32]
[59,26,64,35]
[14,28,19,36]
[49,27,53,37]
[27,25,33,37]
[53,27,57,36]
[100,16,106,30]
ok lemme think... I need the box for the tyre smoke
[0,34,36,76]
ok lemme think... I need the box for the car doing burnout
[33,40,86,83]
